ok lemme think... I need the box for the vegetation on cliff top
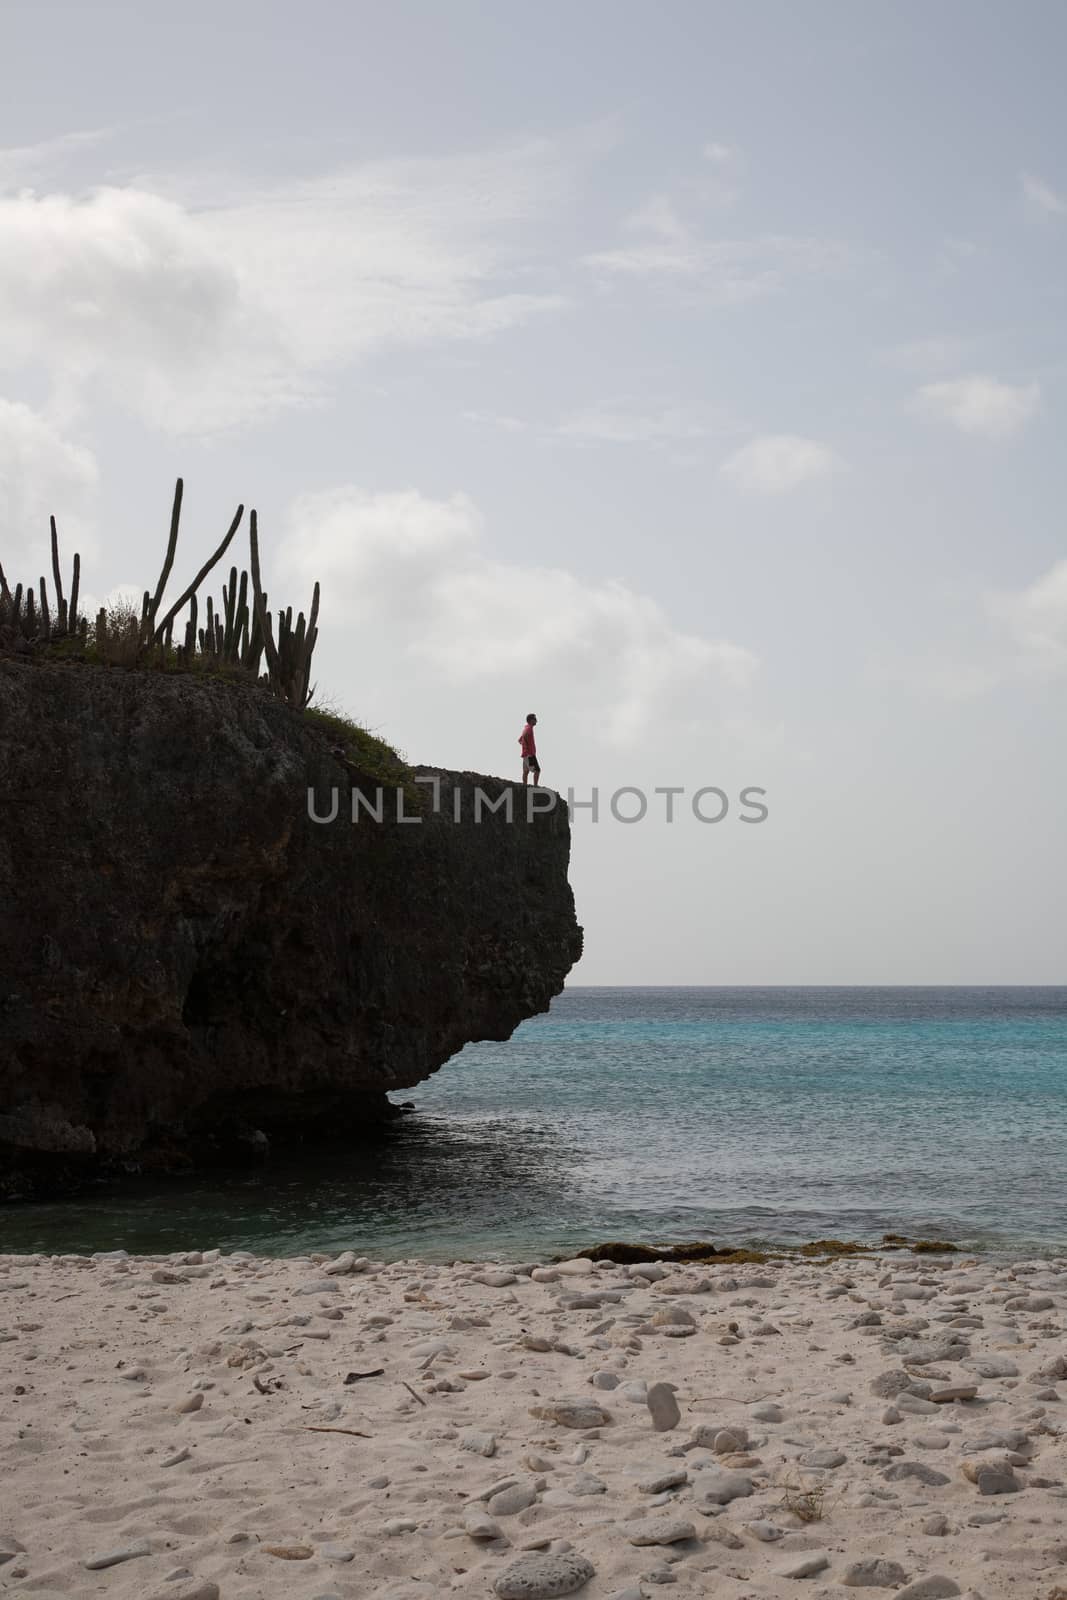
[0,477,406,773]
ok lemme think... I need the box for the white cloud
[935,236,980,277]
[199,143,569,372]
[873,651,1001,704]
[703,141,740,168]
[898,560,1067,701]
[915,375,1040,439]
[882,336,972,374]
[1022,171,1065,218]
[699,141,744,203]
[462,409,529,434]
[584,208,856,301]
[0,187,308,432]
[0,398,98,582]
[585,181,855,300]
[464,399,722,451]
[555,405,711,446]
[625,193,691,247]
[280,486,757,747]
[988,559,1067,676]
[0,141,573,434]
[719,434,839,495]
[0,127,115,190]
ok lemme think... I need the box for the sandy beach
[2,1247,1066,1600]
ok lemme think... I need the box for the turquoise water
[2,987,1066,1258]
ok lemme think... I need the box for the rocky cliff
[0,662,582,1197]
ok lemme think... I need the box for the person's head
[526,712,537,726]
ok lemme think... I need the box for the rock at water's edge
[0,665,582,1195]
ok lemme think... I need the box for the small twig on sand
[344,1368,385,1384]
[303,1426,370,1438]
[687,1392,775,1407]
[401,1380,427,1407]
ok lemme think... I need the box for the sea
[3,986,1066,1260]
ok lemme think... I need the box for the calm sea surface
[3,987,1066,1259]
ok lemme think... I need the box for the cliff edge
[0,663,582,1196]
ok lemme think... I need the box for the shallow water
[3,986,1066,1259]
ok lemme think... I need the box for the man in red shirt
[519,713,541,786]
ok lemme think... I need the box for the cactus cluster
[0,518,85,648]
[0,479,321,708]
[249,510,319,709]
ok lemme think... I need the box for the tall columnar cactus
[50,518,66,633]
[149,480,244,646]
[149,479,183,626]
[69,552,81,639]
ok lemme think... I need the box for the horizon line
[561,982,1067,989]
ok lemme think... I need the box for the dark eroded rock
[0,665,582,1195]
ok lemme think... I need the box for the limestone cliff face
[0,663,582,1195]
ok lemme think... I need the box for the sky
[1,0,1064,983]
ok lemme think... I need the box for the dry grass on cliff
[304,704,411,788]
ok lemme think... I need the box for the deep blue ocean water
[3,987,1066,1259]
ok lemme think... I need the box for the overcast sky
[2,1,1065,983]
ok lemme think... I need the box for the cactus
[68,552,80,637]
[147,479,183,632]
[152,498,244,644]
[1,524,81,644]
[235,571,249,655]
[248,509,319,707]
[221,566,237,656]
[248,510,280,684]
[50,517,66,632]
[244,589,265,677]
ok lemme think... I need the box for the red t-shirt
[520,723,537,757]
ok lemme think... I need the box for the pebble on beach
[645,1381,681,1431]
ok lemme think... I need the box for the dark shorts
[523,754,540,773]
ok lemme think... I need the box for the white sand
[2,1246,1067,1599]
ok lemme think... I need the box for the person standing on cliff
[519,713,541,786]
